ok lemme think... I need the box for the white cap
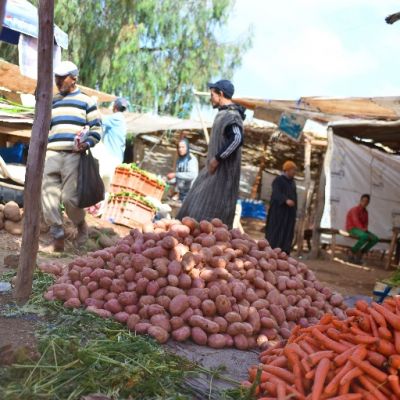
[54,61,79,77]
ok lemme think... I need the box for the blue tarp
[0,0,68,48]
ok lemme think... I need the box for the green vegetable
[118,163,165,187]
[108,191,157,211]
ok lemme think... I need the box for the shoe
[75,221,88,247]
[39,237,65,253]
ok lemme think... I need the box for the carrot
[372,302,400,330]
[260,381,276,396]
[304,335,320,348]
[305,368,316,380]
[377,339,396,357]
[320,314,334,324]
[348,355,388,383]
[269,355,288,368]
[358,375,389,400]
[367,351,386,368]
[285,348,304,395]
[312,328,348,353]
[307,350,334,366]
[299,340,318,355]
[311,357,331,400]
[286,342,308,359]
[327,328,342,341]
[394,330,400,353]
[358,315,371,333]
[340,367,362,386]
[351,335,379,345]
[276,380,286,400]
[388,375,400,397]
[329,395,362,400]
[301,357,312,373]
[378,326,393,340]
[369,314,379,338]
[334,346,357,367]
[356,300,370,313]
[247,366,258,381]
[389,354,400,369]
[338,380,351,396]
[370,308,388,328]
[261,365,295,384]
[350,325,372,336]
[332,319,350,332]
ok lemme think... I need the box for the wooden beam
[14,0,54,303]
[0,1,6,32]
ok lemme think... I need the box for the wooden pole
[310,155,326,259]
[193,91,210,144]
[14,0,54,303]
[0,0,6,32]
[296,138,312,256]
[250,143,268,199]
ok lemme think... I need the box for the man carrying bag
[41,61,103,252]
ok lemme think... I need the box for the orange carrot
[269,355,288,368]
[312,328,348,353]
[261,365,295,384]
[307,350,334,366]
[305,368,316,380]
[378,326,393,340]
[370,308,388,328]
[320,314,334,325]
[351,334,379,345]
[330,395,362,400]
[377,339,396,357]
[367,350,386,368]
[301,357,312,373]
[388,375,400,397]
[276,380,286,400]
[334,346,357,367]
[340,367,362,386]
[389,354,400,369]
[369,314,379,337]
[394,330,400,353]
[327,328,342,341]
[285,348,304,395]
[286,342,308,359]
[358,315,371,333]
[356,300,370,313]
[372,302,400,330]
[299,340,318,355]
[348,355,388,383]
[304,335,320,348]
[311,357,331,400]
[338,380,351,396]
[260,381,276,396]
[358,375,389,400]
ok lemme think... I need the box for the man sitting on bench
[346,194,379,264]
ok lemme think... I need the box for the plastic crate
[102,195,155,228]
[0,143,25,163]
[110,167,164,201]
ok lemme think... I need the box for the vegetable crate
[102,195,155,228]
[111,167,164,201]
[372,280,400,303]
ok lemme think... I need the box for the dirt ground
[0,216,395,393]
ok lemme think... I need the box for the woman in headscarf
[265,160,298,254]
[167,138,199,202]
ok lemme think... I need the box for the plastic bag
[77,149,105,208]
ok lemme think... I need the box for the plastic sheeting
[321,131,400,248]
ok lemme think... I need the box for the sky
[224,0,400,100]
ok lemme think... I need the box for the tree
[0,0,252,116]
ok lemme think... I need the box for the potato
[3,201,21,222]
[146,281,160,296]
[202,235,216,248]
[4,219,23,235]
[234,334,248,350]
[191,327,208,345]
[99,276,113,289]
[142,267,159,281]
[125,305,139,315]
[110,279,126,294]
[156,295,171,309]
[199,220,213,234]
[52,283,78,301]
[189,315,219,334]
[90,288,108,300]
[87,307,112,318]
[181,252,196,272]
[139,306,150,320]
[118,292,137,306]
[104,299,123,314]
[213,316,228,333]
[170,224,190,238]
[269,304,286,325]
[215,295,231,315]
[169,294,190,316]
[139,295,155,306]
[170,316,184,330]
[188,295,201,309]
[207,333,226,349]
[227,322,252,336]
[136,278,149,295]
[114,311,129,323]
[167,275,179,287]
[87,281,99,292]
[84,298,105,309]
[201,299,216,317]
[150,314,171,332]
[153,259,169,277]
[172,326,191,342]
[208,285,221,300]
[164,286,184,298]
[135,322,151,334]
[64,298,81,308]
[148,326,169,344]
[225,311,242,323]
[182,217,198,232]
[78,286,90,302]
[178,273,192,289]
[168,260,182,276]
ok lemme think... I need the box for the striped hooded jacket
[48,88,102,151]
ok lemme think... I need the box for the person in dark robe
[265,161,298,254]
[177,79,245,228]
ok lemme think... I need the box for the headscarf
[177,138,190,172]
[283,160,297,172]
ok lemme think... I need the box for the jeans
[349,228,379,254]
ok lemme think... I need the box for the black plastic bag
[77,149,105,208]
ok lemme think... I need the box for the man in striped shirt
[41,61,102,252]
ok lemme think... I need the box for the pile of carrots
[245,296,400,399]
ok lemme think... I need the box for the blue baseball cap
[208,79,235,99]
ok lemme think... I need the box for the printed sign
[278,112,307,141]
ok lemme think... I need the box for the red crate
[102,195,155,228]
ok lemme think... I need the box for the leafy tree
[0,0,252,116]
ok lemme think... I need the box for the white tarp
[321,130,400,248]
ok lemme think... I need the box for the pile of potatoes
[43,218,347,349]
[0,201,23,235]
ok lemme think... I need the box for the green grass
[0,271,248,400]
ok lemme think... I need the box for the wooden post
[310,156,326,259]
[14,0,54,303]
[250,143,268,199]
[193,92,209,144]
[0,0,6,32]
[296,138,312,256]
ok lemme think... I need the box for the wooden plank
[14,0,54,303]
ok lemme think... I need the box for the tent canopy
[0,0,68,48]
